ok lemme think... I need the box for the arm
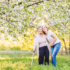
[33,37,37,53]
[34,34,37,38]
[46,38,50,44]
[49,34,57,47]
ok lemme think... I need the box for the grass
[0,53,70,70]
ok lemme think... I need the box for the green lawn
[0,53,70,70]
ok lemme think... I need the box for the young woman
[33,26,50,65]
[42,25,61,67]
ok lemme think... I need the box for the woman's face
[38,28,43,34]
[42,26,48,33]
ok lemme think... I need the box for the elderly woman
[33,26,50,65]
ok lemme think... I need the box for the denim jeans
[51,42,61,67]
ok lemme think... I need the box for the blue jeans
[51,42,61,67]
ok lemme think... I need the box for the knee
[51,55,56,59]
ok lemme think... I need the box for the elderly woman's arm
[33,37,37,53]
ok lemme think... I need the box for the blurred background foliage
[0,0,70,54]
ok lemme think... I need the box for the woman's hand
[49,42,54,47]
[33,49,36,53]
[34,35,37,38]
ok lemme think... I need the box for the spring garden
[0,0,70,70]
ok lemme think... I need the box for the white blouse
[46,30,60,45]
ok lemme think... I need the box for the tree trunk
[62,38,68,55]
[61,47,63,55]
[69,35,70,55]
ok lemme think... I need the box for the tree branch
[25,1,43,8]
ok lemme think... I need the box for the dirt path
[0,50,32,53]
